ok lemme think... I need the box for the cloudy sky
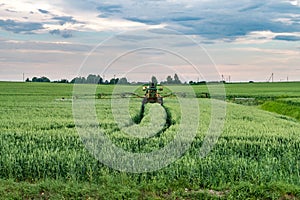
[1,0,300,82]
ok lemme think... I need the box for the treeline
[25,74,131,84]
[159,74,181,84]
[25,73,212,85]
[70,75,129,85]
[25,77,51,83]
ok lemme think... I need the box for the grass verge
[261,101,300,121]
[0,179,299,200]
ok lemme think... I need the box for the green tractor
[95,82,172,108]
[142,82,163,107]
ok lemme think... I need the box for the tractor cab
[146,83,157,97]
[142,83,163,105]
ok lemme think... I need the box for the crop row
[0,88,299,188]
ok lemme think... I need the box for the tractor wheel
[157,97,163,105]
[142,97,148,106]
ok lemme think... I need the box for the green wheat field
[0,81,300,199]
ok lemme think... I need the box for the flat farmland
[0,82,300,199]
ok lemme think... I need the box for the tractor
[142,82,163,106]
[95,82,171,107]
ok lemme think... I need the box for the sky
[1,0,300,82]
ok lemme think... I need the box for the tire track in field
[132,104,175,137]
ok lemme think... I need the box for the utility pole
[23,73,25,82]
[267,73,274,82]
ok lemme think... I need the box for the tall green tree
[174,73,181,84]
[86,74,98,84]
[118,77,128,84]
[151,76,158,84]
[166,75,173,84]
[31,76,50,82]
[109,78,119,84]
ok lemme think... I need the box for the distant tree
[166,75,173,84]
[70,77,76,83]
[32,76,50,82]
[109,78,119,84]
[109,78,114,84]
[189,80,206,85]
[174,73,181,84]
[70,77,86,84]
[97,75,103,84]
[118,77,128,84]
[70,78,76,83]
[81,77,86,83]
[25,78,30,82]
[41,76,50,82]
[70,75,104,84]
[151,76,158,84]
[58,79,69,83]
[86,74,98,84]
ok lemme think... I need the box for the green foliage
[70,74,103,84]
[161,74,182,84]
[0,178,140,200]
[227,182,300,200]
[261,101,300,121]
[32,76,50,82]
[151,76,158,84]
[118,77,129,84]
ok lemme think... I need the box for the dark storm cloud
[0,19,44,33]
[124,17,159,25]
[0,40,92,52]
[52,16,77,25]
[274,35,300,41]
[2,0,300,41]
[96,3,122,17]
[238,3,264,12]
[115,34,158,42]
[38,9,50,14]
[5,9,18,13]
[94,0,300,40]
[170,16,204,22]
[172,13,298,40]
[49,29,73,38]
[97,4,122,13]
